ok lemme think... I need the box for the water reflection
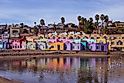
[0,56,124,83]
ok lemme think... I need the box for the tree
[20,23,24,28]
[95,14,99,26]
[100,14,105,27]
[104,15,109,23]
[77,16,82,25]
[104,15,109,34]
[89,17,93,23]
[104,15,109,27]
[87,18,95,34]
[40,19,45,26]
[61,17,65,24]
[34,22,37,26]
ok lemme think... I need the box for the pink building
[10,38,26,50]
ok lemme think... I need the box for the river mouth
[0,56,124,83]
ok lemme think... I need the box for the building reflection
[0,56,117,83]
[78,58,109,83]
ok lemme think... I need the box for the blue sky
[0,0,124,25]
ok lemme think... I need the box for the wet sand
[0,76,23,83]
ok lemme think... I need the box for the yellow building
[48,42,64,51]
[108,34,124,51]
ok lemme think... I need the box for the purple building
[64,42,72,50]
[89,43,109,52]
[72,43,81,51]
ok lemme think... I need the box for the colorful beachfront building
[34,35,48,50]
[48,38,64,51]
[0,31,10,49]
[10,37,26,50]
[0,39,4,49]
[0,39,9,49]
[0,30,111,52]
[26,36,36,50]
[89,43,109,52]
[64,41,72,50]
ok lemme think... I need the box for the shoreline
[0,50,123,60]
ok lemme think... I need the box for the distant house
[10,26,20,38]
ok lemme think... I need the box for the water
[0,56,124,83]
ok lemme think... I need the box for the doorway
[101,45,104,51]
[58,45,60,50]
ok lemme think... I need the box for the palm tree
[78,17,85,31]
[104,15,109,26]
[86,17,95,34]
[77,16,82,25]
[95,14,99,26]
[61,17,65,24]
[100,14,105,34]
[104,15,109,34]
[89,17,93,23]
[40,19,45,34]
[100,14,105,27]
[34,22,37,26]
[61,17,65,31]
[40,19,45,26]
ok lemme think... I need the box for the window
[50,46,54,49]
[117,40,123,45]
[122,37,124,39]
[12,30,19,35]
[111,42,114,45]
[15,45,17,48]
[23,29,28,34]
[91,37,94,39]
[114,37,116,39]
[63,37,66,39]
[96,46,99,49]
[69,36,73,39]
[97,37,100,39]
[77,46,79,49]
[53,36,55,39]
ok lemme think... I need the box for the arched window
[77,36,80,39]
[104,36,107,39]
[53,36,55,39]
[83,36,88,39]
[91,37,94,39]
[69,36,73,39]
[117,40,123,45]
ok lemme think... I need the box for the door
[101,45,104,51]
[58,45,60,50]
